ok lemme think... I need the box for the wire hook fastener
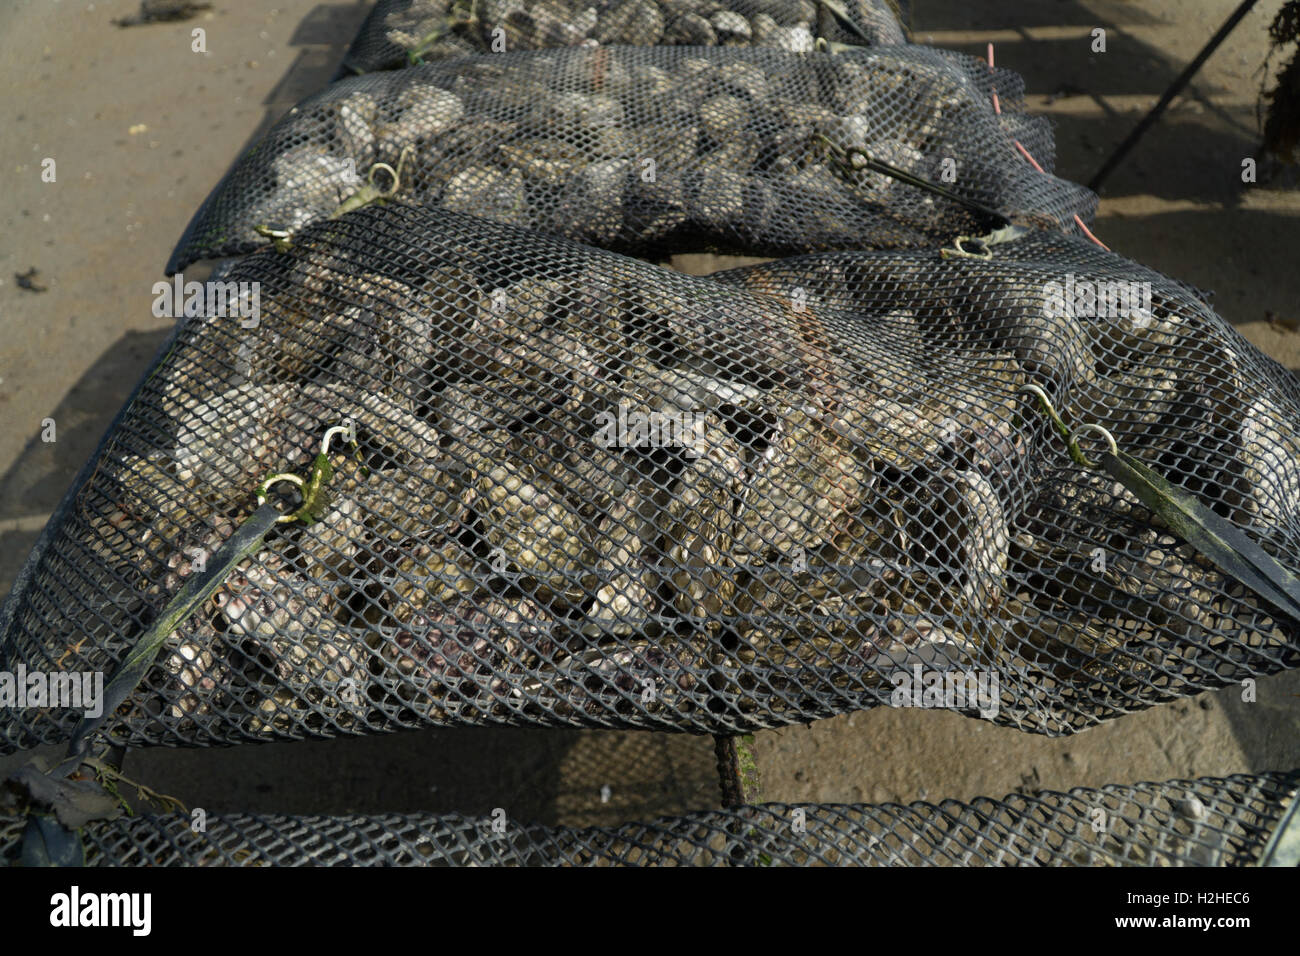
[940,234,993,260]
[366,161,400,194]
[1020,384,1068,440]
[1068,422,1119,470]
[255,473,309,525]
[253,224,294,252]
[254,421,354,525]
[1021,383,1118,470]
[813,134,1012,230]
[812,135,880,177]
[366,143,413,199]
[331,145,415,220]
[320,418,357,457]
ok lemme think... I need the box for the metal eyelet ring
[367,161,400,196]
[256,473,307,524]
[1067,423,1118,470]
[940,234,994,261]
[367,144,413,198]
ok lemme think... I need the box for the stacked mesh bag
[4,771,1297,865]
[167,43,1094,272]
[3,0,1299,865]
[334,0,913,75]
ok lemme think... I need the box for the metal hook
[367,161,399,194]
[254,421,354,524]
[253,224,294,252]
[1020,384,1068,441]
[367,144,412,197]
[332,145,414,221]
[1068,422,1118,469]
[940,234,993,260]
[320,418,356,457]
[391,144,415,193]
[255,473,307,524]
[1022,383,1118,469]
[813,134,1012,229]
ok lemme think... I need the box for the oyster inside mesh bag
[711,234,1300,731]
[8,206,1300,754]
[337,0,909,75]
[168,44,1096,273]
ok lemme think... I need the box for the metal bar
[59,501,282,771]
[714,734,762,808]
[1088,0,1261,191]
[1258,784,1300,866]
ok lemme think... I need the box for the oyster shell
[661,416,745,624]
[664,12,716,44]
[441,166,528,224]
[594,0,664,44]
[1237,394,1300,533]
[375,84,463,160]
[735,404,869,560]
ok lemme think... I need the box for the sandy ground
[1,0,1298,831]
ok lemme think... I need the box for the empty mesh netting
[167,44,1095,273]
[2,771,1295,865]
[5,203,1300,753]
[336,0,909,76]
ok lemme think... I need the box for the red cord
[987,42,1108,249]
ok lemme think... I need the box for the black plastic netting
[335,0,909,77]
[2,771,1295,865]
[5,204,1300,753]
[708,232,1235,364]
[167,44,1094,274]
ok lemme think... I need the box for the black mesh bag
[167,44,1096,273]
[5,205,1300,755]
[336,0,910,76]
[3,770,1296,865]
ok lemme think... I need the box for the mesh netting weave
[336,0,909,76]
[5,205,1300,753]
[168,44,1094,273]
[3,770,1295,865]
